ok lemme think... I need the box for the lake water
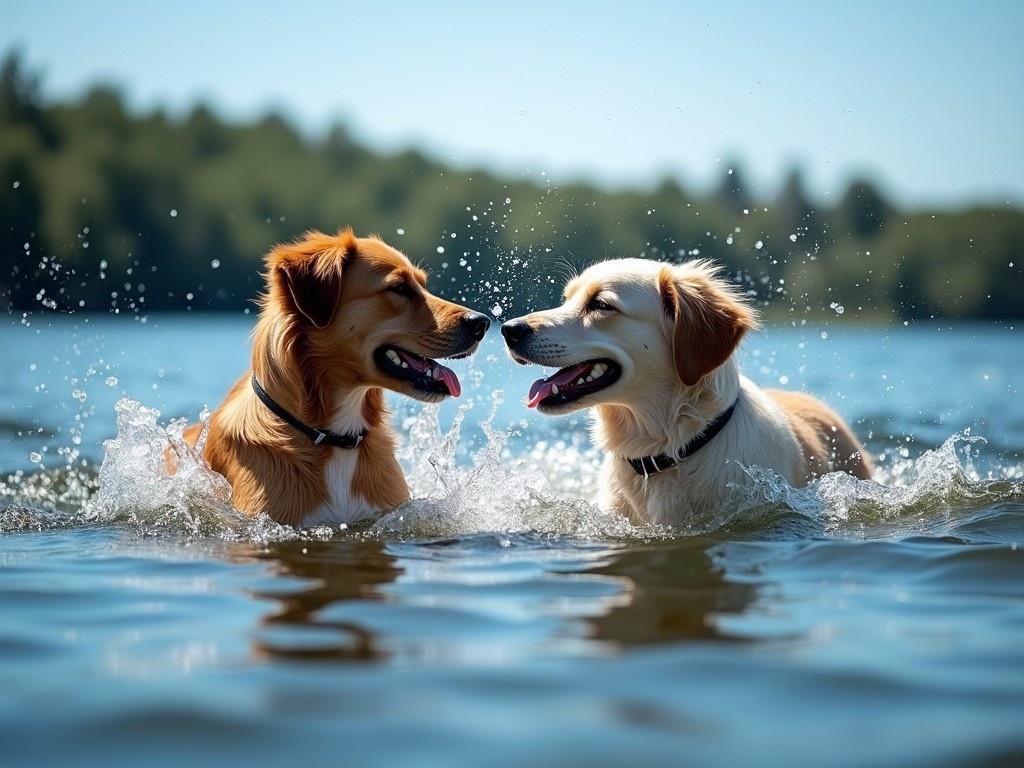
[1,314,1022,767]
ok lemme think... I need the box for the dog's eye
[585,296,617,313]
[388,282,413,298]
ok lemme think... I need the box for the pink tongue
[437,364,462,398]
[527,363,591,408]
[396,349,462,397]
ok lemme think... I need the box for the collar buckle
[251,375,367,451]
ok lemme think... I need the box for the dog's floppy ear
[266,229,357,329]
[658,263,758,386]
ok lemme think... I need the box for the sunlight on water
[3,394,1021,544]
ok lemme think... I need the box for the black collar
[250,375,366,449]
[626,398,739,477]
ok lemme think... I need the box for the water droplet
[12,180,20,189]
[491,304,503,317]
[755,240,764,250]
[29,452,42,464]
[396,227,405,235]
[170,208,178,218]
[210,259,221,269]
[105,376,118,387]
[72,389,88,403]
[436,246,445,254]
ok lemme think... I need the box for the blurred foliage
[1,51,1022,321]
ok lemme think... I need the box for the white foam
[3,398,1022,543]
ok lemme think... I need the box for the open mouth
[527,358,621,409]
[374,346,462,398]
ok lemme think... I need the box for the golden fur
[503,258,872,525]
[765,389,873,482]
[172,228,484,526]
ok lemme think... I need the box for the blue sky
[4,0,1022,207]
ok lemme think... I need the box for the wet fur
[172,229,478,526]
[505,258,873,526]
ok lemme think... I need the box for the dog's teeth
[551,384,560,395]
[576,377,585,385]
[585,375,594,382]
[386,350,401,364]
[401,361,409,369]
[592,363,606,377]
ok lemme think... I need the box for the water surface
[1,315,1022,767]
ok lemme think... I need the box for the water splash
[0,464,97,533]
[377,391,659,540]
[2,397,1022,544]
[714,433,1024,538]
[0,399,312,542]
[86,399,235,534]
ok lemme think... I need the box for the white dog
[501,258,872,526]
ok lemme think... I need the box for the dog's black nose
[500,319,533,346]
[462,312,491,341]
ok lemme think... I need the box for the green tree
[837,178,890,238]
[776,167,820,243]
[714,161,753,214]
[1,50,1021,320]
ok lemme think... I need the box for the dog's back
[766,389,873,482]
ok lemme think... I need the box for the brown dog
[175,229,489,526]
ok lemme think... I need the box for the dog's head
[501,258,757,414]
[263,229,489,402]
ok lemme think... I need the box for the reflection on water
[242,533,760,663]
[244,538,402,662]
[586,538,757,645]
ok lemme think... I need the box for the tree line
[1,52,1021,321]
